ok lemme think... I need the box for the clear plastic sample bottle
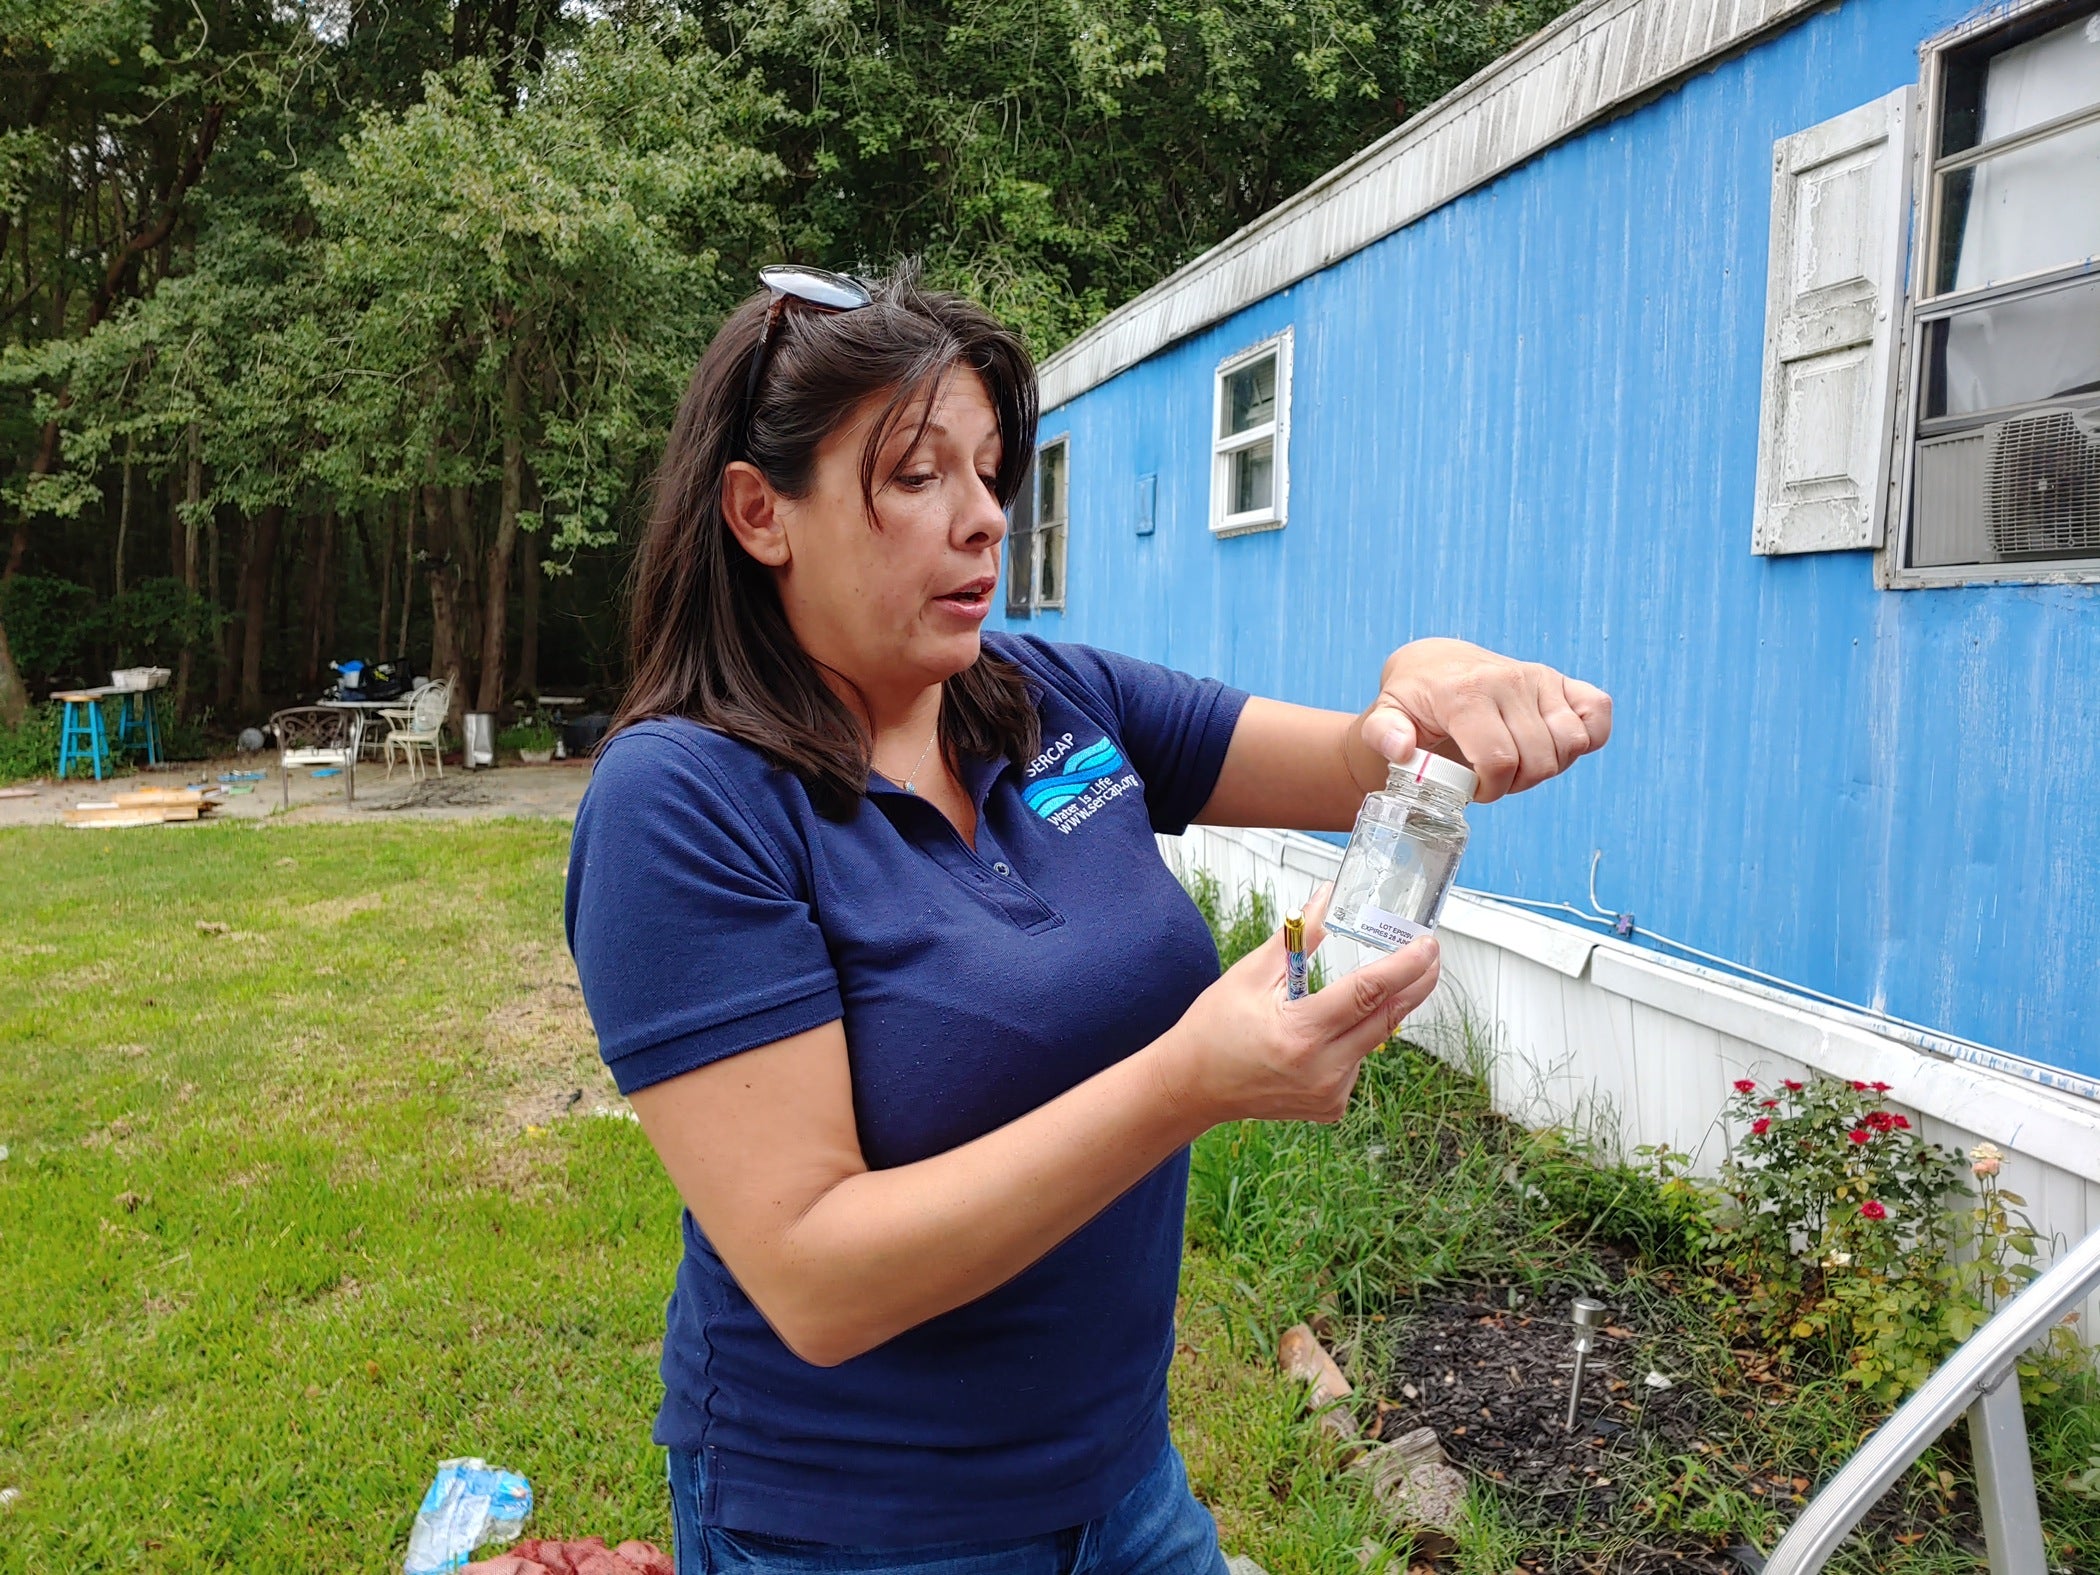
[1326,749,1476,951]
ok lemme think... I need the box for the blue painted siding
[998,0,2100,1077]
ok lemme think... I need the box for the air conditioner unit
[1911,395,2100,568]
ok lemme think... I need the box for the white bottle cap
[1391,747,1477,803]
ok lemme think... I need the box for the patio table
[534,694,587,758]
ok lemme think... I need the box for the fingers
[1441,690,1520,802]
[1495,685,1562,797]
[1320,940,1446,1091]
[1292,932,1439,1040]
[1366,945,1443,1047]
[1360,702,1418,764]
[1537,671,1595,776]
[1425,670,1610,803]
[1567,677,1613,750]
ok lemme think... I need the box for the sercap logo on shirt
[1022,734,1139,832]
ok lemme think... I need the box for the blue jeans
[667,1442,1228,1575]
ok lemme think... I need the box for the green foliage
[0,573,213,694]
[498,720,557,752]
[107,577,218,666]
[0,576,98,681]
[0,701,61,782]
[719,0,1579,350]
[1520,1129,1710,1268]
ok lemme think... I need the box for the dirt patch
[483,942,617,1132]
[288,890,390,924]
[0,758,588,826]
[1378,1287,1741,1575]
[363,776,501,812]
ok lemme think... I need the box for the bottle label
[1348,904,1431,950]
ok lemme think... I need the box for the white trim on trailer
[1038,0,1833,412]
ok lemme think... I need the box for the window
[1896,2,2100,580]
[1211,331,1291,535]
[1034,439,1068,609]
[1004,437,1068,615]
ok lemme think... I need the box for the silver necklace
[892,722,940,795]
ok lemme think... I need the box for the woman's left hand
[1356,638,1612,803]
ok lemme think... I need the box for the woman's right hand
[1155,885,1442,1128]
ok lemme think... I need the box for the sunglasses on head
[740,265,876,441]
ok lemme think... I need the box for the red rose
[1783,1079,1804,1092]
[1751,1118,1771,1136]
[1850,1081,1869,1091]
[1891,1114,1910,1129]
[1733,1079,1757,1094]
[1870,1081,1891,1093]
[1860,1200,1888,1221]
[1760,1099,1780,1109]
[1849,1129,1871,1144]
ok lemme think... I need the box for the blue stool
[55,690,113,781]
[113,688,163,765]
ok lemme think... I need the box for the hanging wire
[1468,851,2100,1107]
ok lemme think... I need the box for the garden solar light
[1564,1297,1607,1432]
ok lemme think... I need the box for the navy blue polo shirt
[565,634,1248,1546]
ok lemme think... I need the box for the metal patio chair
[381,678,450,782]
[268,707,353,809]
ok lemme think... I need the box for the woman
[566,264,1610,1574]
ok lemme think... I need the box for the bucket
[463,712,496,769]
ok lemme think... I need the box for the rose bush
[1700,1077,2048,1400]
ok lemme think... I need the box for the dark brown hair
[612,262,1042,817]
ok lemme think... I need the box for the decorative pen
[1283,909,1309,1001]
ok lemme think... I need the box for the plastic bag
[404,1458,533,1575]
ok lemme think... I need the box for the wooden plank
[63,801,210,827]
[109,787,209,806]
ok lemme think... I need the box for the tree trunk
[302,507,335,689]
[518,506,540,700]
[376,501,396,659]
[115,433,135,601]
[238,503,284,717]
[476,350,527,712]
[210,510,230,710]
[448,482,480,705]
[174,427,202,716]
[167,470,183,579]
[397,492,415,664]
[0,624,25,726]
[424,482,467,730]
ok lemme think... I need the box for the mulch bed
[1375,1284,1750,1574]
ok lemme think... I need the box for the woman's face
[756,368,1010,705]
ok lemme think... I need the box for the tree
[299,26,781,713]
[1,0,1577,732]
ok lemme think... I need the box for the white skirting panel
[1164,824,2100,1345]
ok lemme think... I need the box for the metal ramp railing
[1763,1223,2100,1575]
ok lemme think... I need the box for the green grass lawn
[3,824,2093,1573]
[0,821,673,1571]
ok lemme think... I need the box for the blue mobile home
[994,0,2100,1274]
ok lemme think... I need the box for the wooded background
[0,0,1570,735]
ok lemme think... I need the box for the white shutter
[1751,87,1913,556]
